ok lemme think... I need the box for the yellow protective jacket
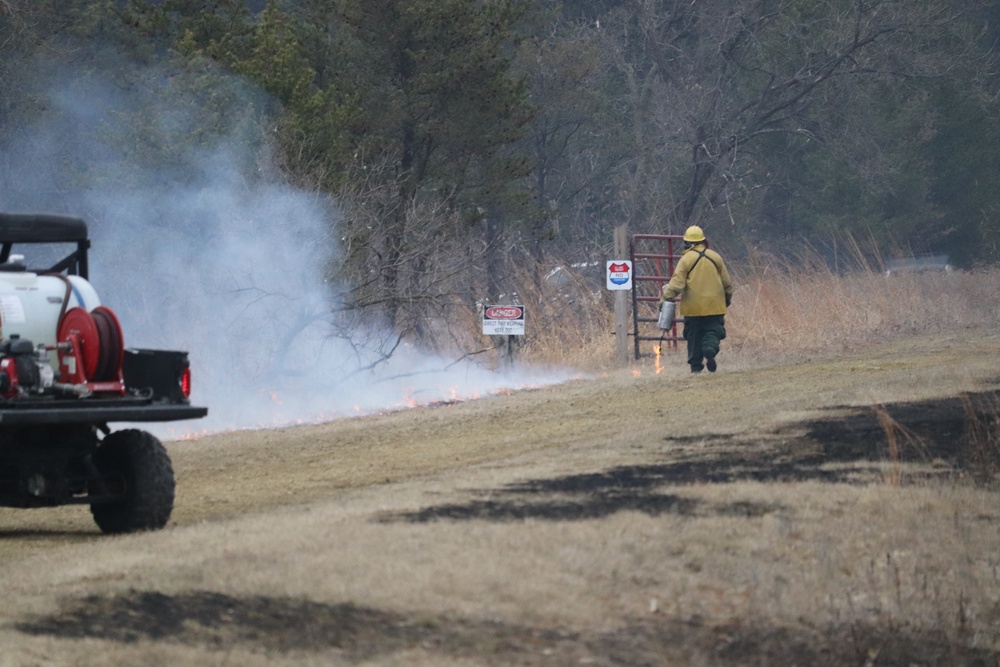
[660,244,733,317]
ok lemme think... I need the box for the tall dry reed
[485,251,1000,369]
[728,247,1000,353]
[961,392,1000,484]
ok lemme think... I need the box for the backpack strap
[689,249,720,276]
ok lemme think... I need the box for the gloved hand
[725,294,732,307]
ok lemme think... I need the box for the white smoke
[0,46,577,437]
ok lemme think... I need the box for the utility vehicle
[0,213,207,533]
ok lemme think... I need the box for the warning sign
[483,305,525,335]
[606,260,633,290]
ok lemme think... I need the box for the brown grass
[502,251,1000,370]
[730,255,1000,354]
[1,264,999,666]
[873,404,933,487]
[961,392,1000,483]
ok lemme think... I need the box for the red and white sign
[483,305,525,335]
[606,260,633,290]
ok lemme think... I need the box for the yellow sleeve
[661,254,693,300]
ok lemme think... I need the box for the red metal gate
[629,234,684,360]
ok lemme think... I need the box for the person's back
[660,226,733,373]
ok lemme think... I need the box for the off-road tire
[90,429,175,534]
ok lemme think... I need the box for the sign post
[611,225,630,366]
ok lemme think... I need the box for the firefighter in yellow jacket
[659,226,734,373]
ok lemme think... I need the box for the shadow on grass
[16,589,999,667]
[382,390,999,524]
[0,528,101,541]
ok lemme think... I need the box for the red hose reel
[56,306,126,394]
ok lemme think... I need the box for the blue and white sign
[606,260,633,290]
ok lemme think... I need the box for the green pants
[682,315,726,371]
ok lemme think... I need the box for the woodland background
[1,0,998,355]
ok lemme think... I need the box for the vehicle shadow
[0,527,101,543]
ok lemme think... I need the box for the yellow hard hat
[683,225,705,243]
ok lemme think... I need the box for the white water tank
[0,271,101,348]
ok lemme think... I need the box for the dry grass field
[0,266,999,666]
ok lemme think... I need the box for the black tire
[90,429,175,534]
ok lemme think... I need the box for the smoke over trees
[2,0,999,344]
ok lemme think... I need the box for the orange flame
[164,382,553,440]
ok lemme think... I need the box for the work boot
[704,348,717,373]
[690,365,703,373]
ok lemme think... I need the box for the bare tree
[600,0,988,235]
[511,21,633,259]
[332,147,490,355]
[329,0,534,332]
